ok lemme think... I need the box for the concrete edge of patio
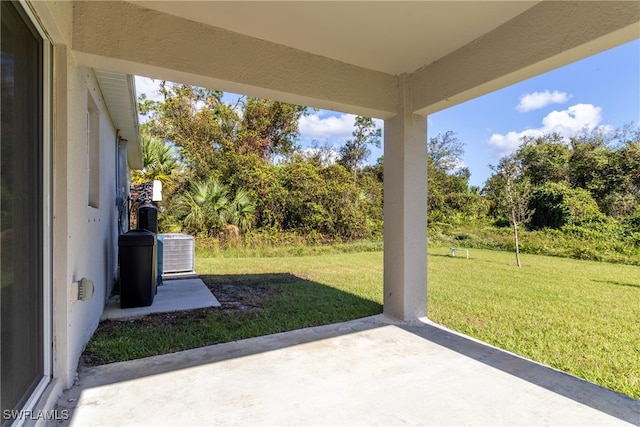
[405,318,640,423]
[57,315,640,426]
[73,315,390,389]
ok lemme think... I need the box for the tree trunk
[512,210,521,267]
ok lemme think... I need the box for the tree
[144,82,238,180]
[566,127,640,217]
[138,81,387,242]
[304,140,339,168]
[227,188,256,233]
[528,182,604,230]
[427,159,470,216]
[130,135,181,193]
[338,116,381,182]
[607,128,640,217]
[177,178,229,235]
[490,155,534,267]
[428,130,464,173]
[516,133,570,186]
[237,98,307,162]
[142,83,309,180]
[425,131,485,220]
[568,130,613,209]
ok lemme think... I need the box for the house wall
[30,0,121,392]
[63,62,119,384]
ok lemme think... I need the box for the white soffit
[94,69,143,169]
[129,1,540,75]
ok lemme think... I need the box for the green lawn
[196,251,384,305]
[426,246,640,399]
[202,247,640,398]
[84,252,383,365]
[86,246,640,398]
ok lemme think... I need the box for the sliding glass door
[1,1,50,418]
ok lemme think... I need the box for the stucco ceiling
[71,1,637,118]
[129,1,540,75]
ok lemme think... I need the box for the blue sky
[428,38,640,187]
[136,39,639,188]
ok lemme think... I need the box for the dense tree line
[429,127,640,264]
[134,83,382,243]
[134,83,639,262]
[482,128,640,228]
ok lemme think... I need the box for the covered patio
[64,0,640,321]
[38,0,638,326]
[59,315,639,426]
[19,1,640,423]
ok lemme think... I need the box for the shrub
[529,182,605,229]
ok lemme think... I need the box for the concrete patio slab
[100,277,220,321]
[56,315,639,426]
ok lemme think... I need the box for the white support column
[383,74,428,321]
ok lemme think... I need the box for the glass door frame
[11,1,53,420]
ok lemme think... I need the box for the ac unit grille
[160,233,195,274]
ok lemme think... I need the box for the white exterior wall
[63,63,119,382]
[30,0,122,391]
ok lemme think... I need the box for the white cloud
[489,103,608,157]
[516,90,571,112]
[134,76,164,102]
[301,146,340,166]
[299,113,357,139]
[488,128,542,158]
[299,112,383,141]
[452,159,467,171]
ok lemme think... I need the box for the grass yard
[83,252,383,365]
[85,246,640,399]
[426,246,640,399]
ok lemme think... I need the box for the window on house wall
[87,93,100,208]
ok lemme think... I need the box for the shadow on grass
[83,273,381,366]
[201,272,303,287]
[199,272,382,319]
[592,279,640,289]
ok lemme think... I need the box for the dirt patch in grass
[208,282,277,313]
[80,277,279,367]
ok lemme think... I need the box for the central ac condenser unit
[159,233,195,274]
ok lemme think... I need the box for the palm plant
[131,136,181,191]
[176,178,231,236]
[227,188,256,232]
